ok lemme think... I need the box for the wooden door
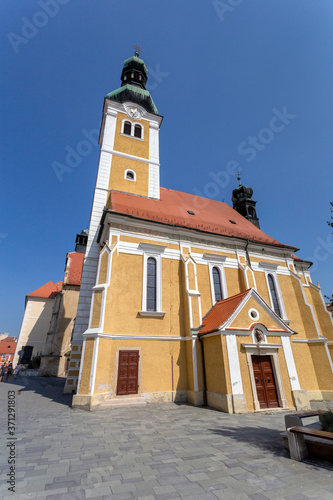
[252,355,279,409]
[116,350,139,396]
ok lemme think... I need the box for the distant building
[0,337,17,366]
[39,231,86,377]
[13,281,63,367]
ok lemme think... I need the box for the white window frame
[124,169,136,181]
[264,271,287,320]
[208,262,228,305]
[121,119,144,141]
[139,243,166,317]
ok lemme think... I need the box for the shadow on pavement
[208,425,289,458]
[2,374,73,408]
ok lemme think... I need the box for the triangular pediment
[199,288,295,335]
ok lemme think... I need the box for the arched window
[126,170,135,180]
[146,257,157,311]
[212,267,223,302]
[134,124,142,138]
[123,121,132,135]
[267,274,281,316]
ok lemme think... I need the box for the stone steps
[97,396,147,409]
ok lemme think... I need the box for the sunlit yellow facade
[66,53,333,413]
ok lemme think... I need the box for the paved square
[1,376,332,499]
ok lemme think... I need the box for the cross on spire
[133,43,142,57]
[236,170,242,185]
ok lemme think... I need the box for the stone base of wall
[307,390,333,402]
[142,390,188,404]
[207,391,233,413]
[292,389,311,411]
[72,392,110,411]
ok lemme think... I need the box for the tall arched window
[267,274,281,317]
[134,124,142,138]
[146,257,157,311]
[212,267,223,303]
[123,121,132,135]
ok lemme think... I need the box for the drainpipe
[245,240,253,270]
[197,334,207,407]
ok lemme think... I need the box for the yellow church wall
[291,343,319,391]
[103,252,186,336]
[79,337,95,395]
[253,272,270,303]
[238,338,254,412]
[308,343,333,390]
[104,339,188,397]
[203,336,227,394]
[98,251,109,285]
[94,338,113,394]
[278,274,318,338]
[108,155,149,196]
[113,112,150,159]
[224,267,243,297]
[304,286,333,340]
[91,290,103,329]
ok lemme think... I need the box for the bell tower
[64,50,162,393]
[232,175,260,228]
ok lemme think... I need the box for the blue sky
[1,0,333,335]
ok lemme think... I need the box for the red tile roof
[108,188,297,249]
[0,337,17,354]
[199,290,250,335]
[64,252,84,286]
[27,281,63,299]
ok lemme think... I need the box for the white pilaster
[281,336,301,391]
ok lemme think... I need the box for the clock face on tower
[124,102,145,120]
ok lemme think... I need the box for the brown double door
[116,350,139,396]
[252,355,279,409]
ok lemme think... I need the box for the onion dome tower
[232,175,260,228]
[106,48,158,115]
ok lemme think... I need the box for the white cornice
[292,338,327,343]
[82,331,187,341]
[101,146,160,166]
[139,242,166,253]
[203,253,227,262]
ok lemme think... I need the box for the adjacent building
[13,281,63,367]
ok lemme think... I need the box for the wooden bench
[287,424,333,461]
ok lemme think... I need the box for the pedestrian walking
[14,364,21,379]
[6,363,13,381]
[0,364,6,382]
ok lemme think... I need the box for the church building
[65,50,333,413]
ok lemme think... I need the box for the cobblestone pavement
[1,376,333,500]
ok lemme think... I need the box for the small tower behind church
[232,175,260,228]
